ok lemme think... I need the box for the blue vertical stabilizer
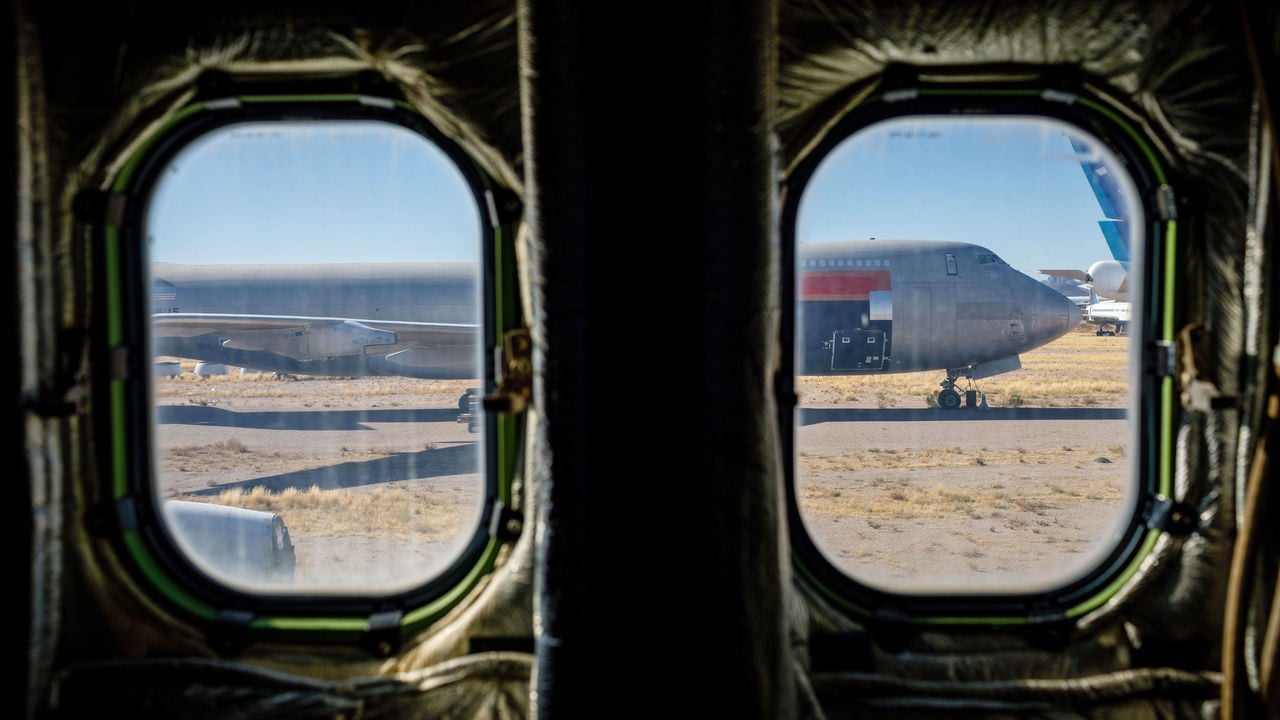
[1069,136,1130,263]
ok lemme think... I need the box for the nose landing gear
[937,373,987,410]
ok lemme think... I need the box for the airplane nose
[1020,276,1082,348]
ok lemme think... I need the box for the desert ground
[154,375,485,591]
[154,324,1133,595]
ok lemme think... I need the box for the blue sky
[148,116,1136,279]
[146,121,482,265]
[796,116,1137,279]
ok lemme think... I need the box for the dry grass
[797,324,1130,408]
[160,434,477,541]
[791,325,1135,589]
[153,358,476,402]
[174,485,472,541]
[797,464,1131,590]
[161,437,418,478]
[800,444,1126,472]
[799,474,1125,522]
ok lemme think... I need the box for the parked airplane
[1039,259,1130,303]
[154,241,1078,413]
[1038,135,1134,335]
[1041,275,1094,308]
[1082,293,1131,335]
[151,261,478,379]
[151,260,481,407]
[154,240,1080,409]
[799,238,1081,408]
[1038,264,1133,335]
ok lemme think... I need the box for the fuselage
[1084,298,1131,336]
[153,247,1080,382]
[151,262,479,323]
[151,262,480,378]
[797,239,1081,376]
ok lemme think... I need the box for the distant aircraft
[1039,259,1130,304]
[1038,136,1134,336]
[1038,261,1132,335]
[798,239,1082,408]
[1041,275,1094,308]
[151,261,481,407]
[1080,290,1131,336]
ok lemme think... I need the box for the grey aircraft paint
[151,242,1079,387]
[797,239,1081,379]
[151,261,480,379]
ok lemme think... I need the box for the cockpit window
[784,105,1167,615]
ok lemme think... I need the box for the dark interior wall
[776,1,1264,674]
[520,1,792,715]
[12,0,538,713]
[4,2,30,718]
[17,0,795,715]
[7,0,1280,718]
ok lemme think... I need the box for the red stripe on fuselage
[799,270,891,301]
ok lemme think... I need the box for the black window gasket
[779,82,1177,625]
[90,88,521,654]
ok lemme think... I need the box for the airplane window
[139,116,491,595]
[788,112,1152,603]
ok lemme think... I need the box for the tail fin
[1069,136,1131,263]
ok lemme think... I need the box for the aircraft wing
[1038,268,1090,283]
[153,313,478,377]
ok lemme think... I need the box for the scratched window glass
[793,116,1141,594]
[146,120,486,593]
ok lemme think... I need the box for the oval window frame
[92,88,522,651]
[779,83,1178,623]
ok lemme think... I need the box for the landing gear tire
[938,388,962,409]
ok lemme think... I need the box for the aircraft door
[830,329,887,370]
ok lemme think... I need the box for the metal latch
[362,610,404,657]
[483,329,532,414]
[1146,340,1175,378]
[1145,495,1198,536]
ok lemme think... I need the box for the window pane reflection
[794,117,1141,594]
[147,120,486,594]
